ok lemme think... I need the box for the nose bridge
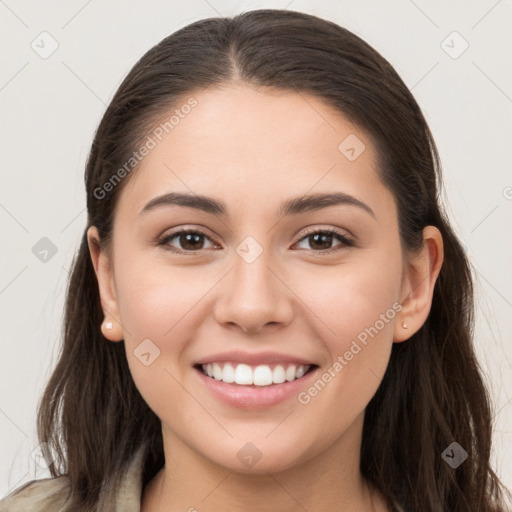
[214,233,293,333]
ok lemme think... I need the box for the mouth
[193,362,319,387]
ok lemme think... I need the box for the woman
[1,8,510,512]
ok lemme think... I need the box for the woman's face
[90,84,409,473]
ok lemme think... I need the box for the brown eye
[294,229,353,253]
[158,229,217,253]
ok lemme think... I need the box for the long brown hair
[13,8,512,511]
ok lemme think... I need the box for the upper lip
[194,350,317,367]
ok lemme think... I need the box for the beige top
[0,446,145,512]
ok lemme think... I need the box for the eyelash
[157,227,354,255]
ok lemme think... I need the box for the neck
[141,412,389,512]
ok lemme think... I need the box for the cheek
[114,253,209,343]
[112,254,234,412]
[116,267,200,419]
[294,249,402,415]
[301,249,402,348]
[110,251,195,388]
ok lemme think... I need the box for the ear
[394,226,444,342]
[86,226,124,342]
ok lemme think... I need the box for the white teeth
[212,363,223,380]
[272,365,286,384]
[200,362,311,386]
[221,363,235,383]
[295,365,306,378]
[285,365,297,381]
[234,363,253,385]
[253,365,273,386]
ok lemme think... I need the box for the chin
[204,438,314,475]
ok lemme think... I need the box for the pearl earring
[401,321,408,329]
[105,321,113,330]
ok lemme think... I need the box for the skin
[87,83,443,512]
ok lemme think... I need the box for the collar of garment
[0,445,146,512]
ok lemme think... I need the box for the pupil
[181,233,203,250]
[311,233,332,250]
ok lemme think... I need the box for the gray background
[1,0,511,498]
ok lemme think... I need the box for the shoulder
[0,476,71,512]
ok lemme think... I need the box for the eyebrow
[138,191,375,219]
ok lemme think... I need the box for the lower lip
[194,366,319,409]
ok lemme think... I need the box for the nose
[213,246,294,335]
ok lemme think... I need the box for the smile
[198,362,314,386]
[193,362,320,409]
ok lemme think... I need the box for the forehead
[117,84,388,219]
